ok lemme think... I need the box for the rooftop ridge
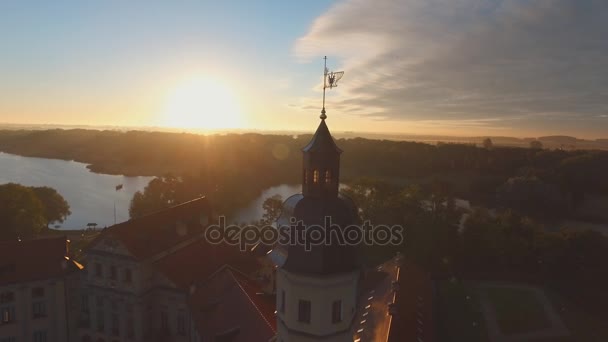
[111,196,207,227]
[227,268,277,333]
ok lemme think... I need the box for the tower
[276,58,358,342]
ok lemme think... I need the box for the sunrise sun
[162,76,243,130]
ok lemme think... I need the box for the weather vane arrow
[321,56,344,120]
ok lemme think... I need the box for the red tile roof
[387,258,435,342]
[153,238,260,290]
[189,266,276,342]
[0,236,82,285]
[88,197,211,260]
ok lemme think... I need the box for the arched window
[313,170,319,184]
[325,170,331,184]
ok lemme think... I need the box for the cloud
[294,0,608,134]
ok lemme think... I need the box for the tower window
[332,300,342,323]
[298,300,311,323]
[325,170,331,184]
[313,170,319,184]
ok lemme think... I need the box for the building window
[1,306,15,324]
[0,292,14,304]
[325,170,331,184]
[32,287,45,298]
[331,300,342,323]
[160,310,169,331]
[177,310,186,336]
[33,330,47,342]
[96,310,105,332]
[95,263,102,277]
[313,170,319,184]
[124,269,133,283]
[298,300,311,323]
[33,301,47,318]
[279,290,285,313]
[81,295,90,313]
[126,317,135,339]
[111,313,119,336]
[110,266,117,280]
[96,296,104,309]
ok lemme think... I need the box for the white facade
[0,275,79,342]
[276,269,358,342]
[80,237,193,342]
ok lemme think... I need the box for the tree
[482,138,493,150]
[497,176,569,220]
[0,183,47,239]
[530,140,543,149]
[261,195,283,225]
[129,175,190,218]
[30,186,71,227]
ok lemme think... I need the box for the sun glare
[162,77,243,130]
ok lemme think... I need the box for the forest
[1,128,607,219]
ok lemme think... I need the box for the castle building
[0,237,83,342]
[79,198,275,342]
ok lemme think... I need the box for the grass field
[485,286,551,335]
[436,279,490,342]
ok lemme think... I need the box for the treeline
[1,129,607,218]
[344,179,608,314]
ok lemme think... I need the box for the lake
[0,152,152,229]
[0,152,302,229]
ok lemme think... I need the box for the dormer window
[325,170,331,184]
[313,170,319,184]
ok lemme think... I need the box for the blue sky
[1,0,607,138]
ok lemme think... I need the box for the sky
[1,0,607,138]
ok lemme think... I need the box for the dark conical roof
[302,119,343,153]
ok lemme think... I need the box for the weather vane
[321,56,344,120]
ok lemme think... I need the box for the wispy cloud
[294,0,608,135]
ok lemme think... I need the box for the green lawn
[485,286,550,335]
[436,279,490,342]
[545,290,608,342]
